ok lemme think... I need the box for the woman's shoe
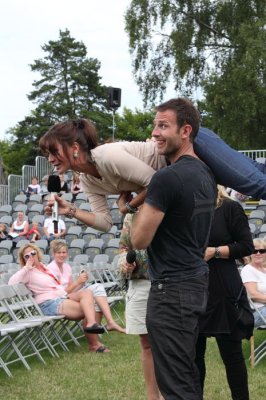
[84,323,105,334]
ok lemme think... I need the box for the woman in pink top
[8,243,105,337]
[48,240,125,353]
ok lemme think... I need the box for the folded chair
[0,319,32,377]
[64,226,82,245]
[11,283,83,351]
[84,239,104,260]
[81,227,100,242]
[0,205,12,218]
[103,238,121,263]
[0,240,13,256]
[83,264,125,327]
[249,297,266,367]
[0,285,50,369]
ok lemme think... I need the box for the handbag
[233,286,254,330]
[216,266,254,335]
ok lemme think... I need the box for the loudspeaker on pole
[107,87,122,109]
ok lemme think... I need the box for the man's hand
[204,247,215,261]
[117,191,133,214]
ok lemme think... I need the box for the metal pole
[112,109,116,142]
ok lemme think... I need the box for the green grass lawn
[0,322,265,400]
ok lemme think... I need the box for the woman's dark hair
[39,118,98,159]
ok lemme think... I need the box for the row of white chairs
[0,258,125,377]
[249,298,266,367]
[0,283,84,377]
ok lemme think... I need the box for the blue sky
[0,0,145,139]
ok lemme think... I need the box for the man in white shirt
[43,217,66,242]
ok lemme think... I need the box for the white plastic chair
[248,297,266,367]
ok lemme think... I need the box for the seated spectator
[59,174,69,194]
[24,176,41,200]
[0,223,9,242]
[40,175,49,198]
[8,243,105,337]
[70,174,83,203]
[228,189,249,208]
[8,211,29,244]
[241,238,266,327]
[26,222,42,243]
[48,240,125,352]
[43,216,66,242]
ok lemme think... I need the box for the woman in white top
[9,211,29,243]
[241,238,266,326]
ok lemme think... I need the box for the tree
[125,0,266,148]
[28,29,108,123]
[115,108,154,141]
[0,153,8,184]
[4,29,113,172]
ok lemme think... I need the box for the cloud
[0,0,144,139]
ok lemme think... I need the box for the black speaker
[107,87,121,109]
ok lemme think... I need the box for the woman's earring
[73,151,79,159]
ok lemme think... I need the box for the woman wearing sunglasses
[241,238,266,327]
[8,244,105,337]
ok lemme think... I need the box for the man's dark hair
[155,98,200,142]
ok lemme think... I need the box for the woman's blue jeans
[195,127,266,199]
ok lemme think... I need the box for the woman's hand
[77,272,88,285]
[121,260,136,275]
[24,259,35,270]
[45,194,71,216]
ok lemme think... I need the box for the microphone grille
[47,175,61,192]
[126,250,136,264]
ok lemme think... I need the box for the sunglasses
[253,249,266,254]
[23,251,37,261]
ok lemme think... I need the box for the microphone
[126,249,136,264]
[47,175,61,234]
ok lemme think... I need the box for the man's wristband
[125,202,138,214]
[65,205,77,219]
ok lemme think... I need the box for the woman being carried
[39,102,266,233]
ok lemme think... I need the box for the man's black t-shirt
[145,155,217,281]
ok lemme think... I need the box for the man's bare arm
[131,203,165,249]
